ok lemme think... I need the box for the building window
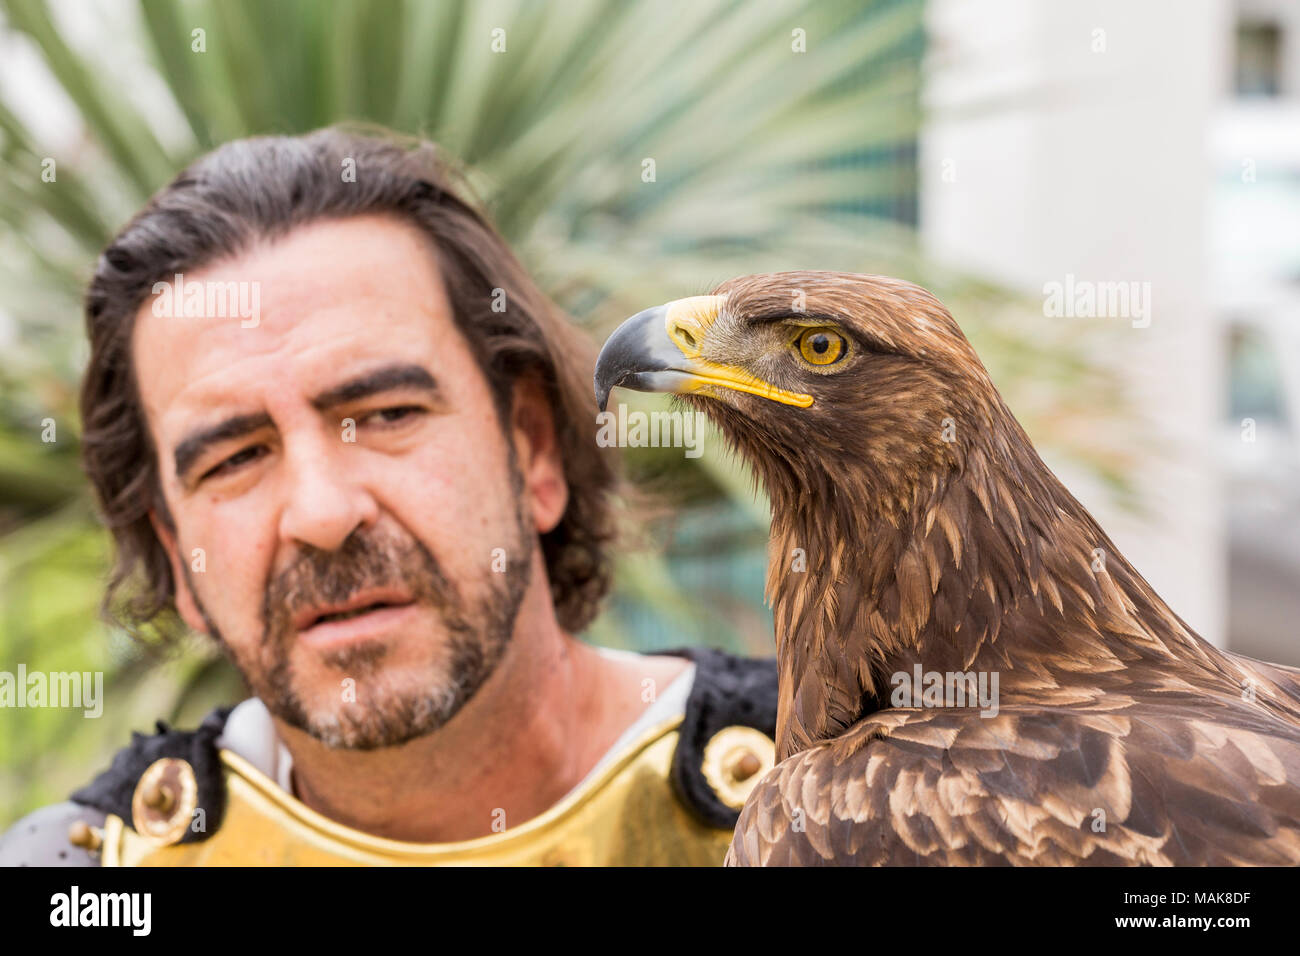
[1235,21,1284,98]
[1227,325,1288,425]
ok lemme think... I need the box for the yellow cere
[663,295,725,357]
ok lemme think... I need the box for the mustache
[261,528,459,641]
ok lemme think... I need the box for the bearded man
[0,128,775,866]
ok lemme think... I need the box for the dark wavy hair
[81,126,619,639]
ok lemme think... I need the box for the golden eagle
[594,271,1300,865]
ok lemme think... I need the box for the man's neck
[270,603,688,843]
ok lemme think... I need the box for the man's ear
[148,509,210,637]
[508,374,569,535]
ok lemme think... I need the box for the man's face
[132,215,561,749]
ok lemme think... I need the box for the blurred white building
[1215,0,1300,665]
[922,0,1300,663]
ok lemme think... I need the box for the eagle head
[594,271,1010,513]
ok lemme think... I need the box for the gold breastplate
[100,716,748,866]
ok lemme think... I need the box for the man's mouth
[293,590,417,642]
[312,602,392,625]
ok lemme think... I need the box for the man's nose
[277,432,379,551]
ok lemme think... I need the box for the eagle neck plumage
[756,408,1240,759]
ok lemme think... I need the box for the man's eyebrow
[174,412,273,481]
[309,363,441,410]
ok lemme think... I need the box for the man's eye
[362,405,425,426]
[201,445,266,481]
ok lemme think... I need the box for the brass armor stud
[131,757,199,847]
[67,820,103,852]
[700,725,776,810]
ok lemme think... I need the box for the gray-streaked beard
[188,469,533,750]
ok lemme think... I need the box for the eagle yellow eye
[796,327,847,366]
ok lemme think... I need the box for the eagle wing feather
[727,703,1300,866]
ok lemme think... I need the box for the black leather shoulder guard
[67,706,233,844]
[0,707,232,866]
[661,647,779,829]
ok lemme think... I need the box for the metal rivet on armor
[142,780,175,813]
[131,757,199,847]
[701,726,776,810]
[67,820,103,851]
[733,751,762,781]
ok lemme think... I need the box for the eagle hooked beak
[593,295,814,412]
